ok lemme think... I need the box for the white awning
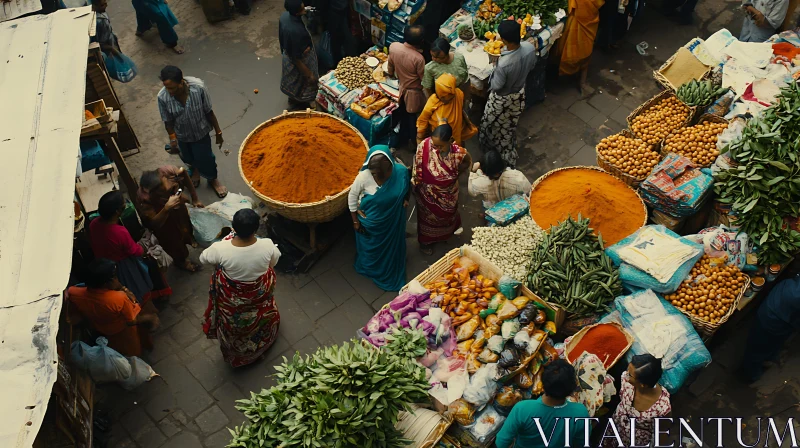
[0,7,94,447]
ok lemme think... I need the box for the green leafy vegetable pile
[494,0,565,26]
[383,327,428,358]
[526,216,621,317]
[714,82,800,265]
[227,340,429,448]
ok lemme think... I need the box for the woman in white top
[348,145,411,291]
[199,209,282,367]
[468,150,532,210]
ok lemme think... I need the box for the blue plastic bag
[606,225,703,294]
[601,290,711,393]
[102,51,138,83]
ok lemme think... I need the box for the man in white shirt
[199,209,280,281]
[468,150,532,210]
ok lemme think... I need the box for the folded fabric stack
[640,152,714,218]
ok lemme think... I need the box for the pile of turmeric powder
[529,168,645,246]
[241,115,367,204]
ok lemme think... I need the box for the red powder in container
[567,323,628,368]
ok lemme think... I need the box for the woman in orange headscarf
[556,0,605,93]
[416,73,477,146]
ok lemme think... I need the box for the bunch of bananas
[676,79,728,107]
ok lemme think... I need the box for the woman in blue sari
[132,0,184,54]
[349,146,411,291]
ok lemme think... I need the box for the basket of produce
[529,166,647,247]
[335,56,374,90]
[457,23,475,41]
[663,255,750,339]
[660,114,728,167]
[526,216,623,319]
[675,79,728,109]
[483,31,503,63]
[628,90,695,146]
[238,110,368,223]
[653,47,712,92]
[565,322,634,369]
[595,130,662,188]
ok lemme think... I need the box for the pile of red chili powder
[241,115,366,204]
[567,323,629,368]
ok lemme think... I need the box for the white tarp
[0,7,93,447]
[0,0,43,23]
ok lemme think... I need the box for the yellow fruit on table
[484,31,493,39]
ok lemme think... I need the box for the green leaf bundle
[227,340,430,448]
[714,82,800,265]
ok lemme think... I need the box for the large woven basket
[659,113,729,167]
[595,129,662,188]
[678,274,750,341]
[238,110,368,224]
[627,90,697,147]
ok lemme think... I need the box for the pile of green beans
[526,216,622,317]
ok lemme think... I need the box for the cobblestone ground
[96,0,800,446]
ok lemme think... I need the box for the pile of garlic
[470,216,544,281]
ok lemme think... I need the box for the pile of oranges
[665,255,748,324]
[630,96,690,145]
[597,133,661,179]
[662,121,727,167]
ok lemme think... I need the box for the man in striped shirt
[158,65,228,198]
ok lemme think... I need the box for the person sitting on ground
[137,166,203,273]
[495,359,589,448]
[468,150,532,210]
[68,259,160,357]
[739,0,790,42]
[199,209,282,367]
[603,354,671,447]
[739,274,800,382]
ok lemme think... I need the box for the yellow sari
[416,73,477,144]
[557,0,605,76]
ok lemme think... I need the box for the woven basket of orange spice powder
[529,166,647,247]
[238,110,368,223]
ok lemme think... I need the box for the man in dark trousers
[327,0,350,65]
[740,275,800,382]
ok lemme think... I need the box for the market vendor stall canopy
[0,7,94,447]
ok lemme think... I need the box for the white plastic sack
[205,193,254,221]
[70,337,132,383]
[188,207,232,247]
[120,357,159,390]
[461,363,498,407]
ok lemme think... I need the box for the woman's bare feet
[170,44,185,54]
[179,259,201,272]
[210,178,228,198]
[191,171,201,187]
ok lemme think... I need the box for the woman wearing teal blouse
[348,146,411,291]
[423,38,470,102]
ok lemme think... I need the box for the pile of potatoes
[335,57,373,90]
[597,133,661,179]
[662,121,728,167]
[630,96,690,145]
[665,255,748,324]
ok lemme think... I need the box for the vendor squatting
[530,417,799,447]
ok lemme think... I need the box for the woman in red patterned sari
[200,209,281,367]
[413,124,472,255]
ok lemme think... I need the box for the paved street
[96,0,800,446]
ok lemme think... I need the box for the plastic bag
[515,370,534,389]
[434,355,467,383]
[102,51,138,83]
[466,353,483,374]
[70,337,132,383]
[457,339,475,353]
[501,319,521,340]
[497,300,522,320]
[462,363,499,407]
[498,347,520,369]
[477,348,500,363]
[456,316,481,341]
[485,314,500,327]
[511,296,529,308]
[488,294,506,310]
[494,386,523,416]
[119,357,158,390]
[487,335,505,353]
[465,406,506,444]
[418,348,444,368]
[205,193,254,220]
[512,329,532,353]
[518,304,539,325]
[485,323,502,338]
[448,399,476,426]
[188,207,232,248]
[498,275,521,299]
